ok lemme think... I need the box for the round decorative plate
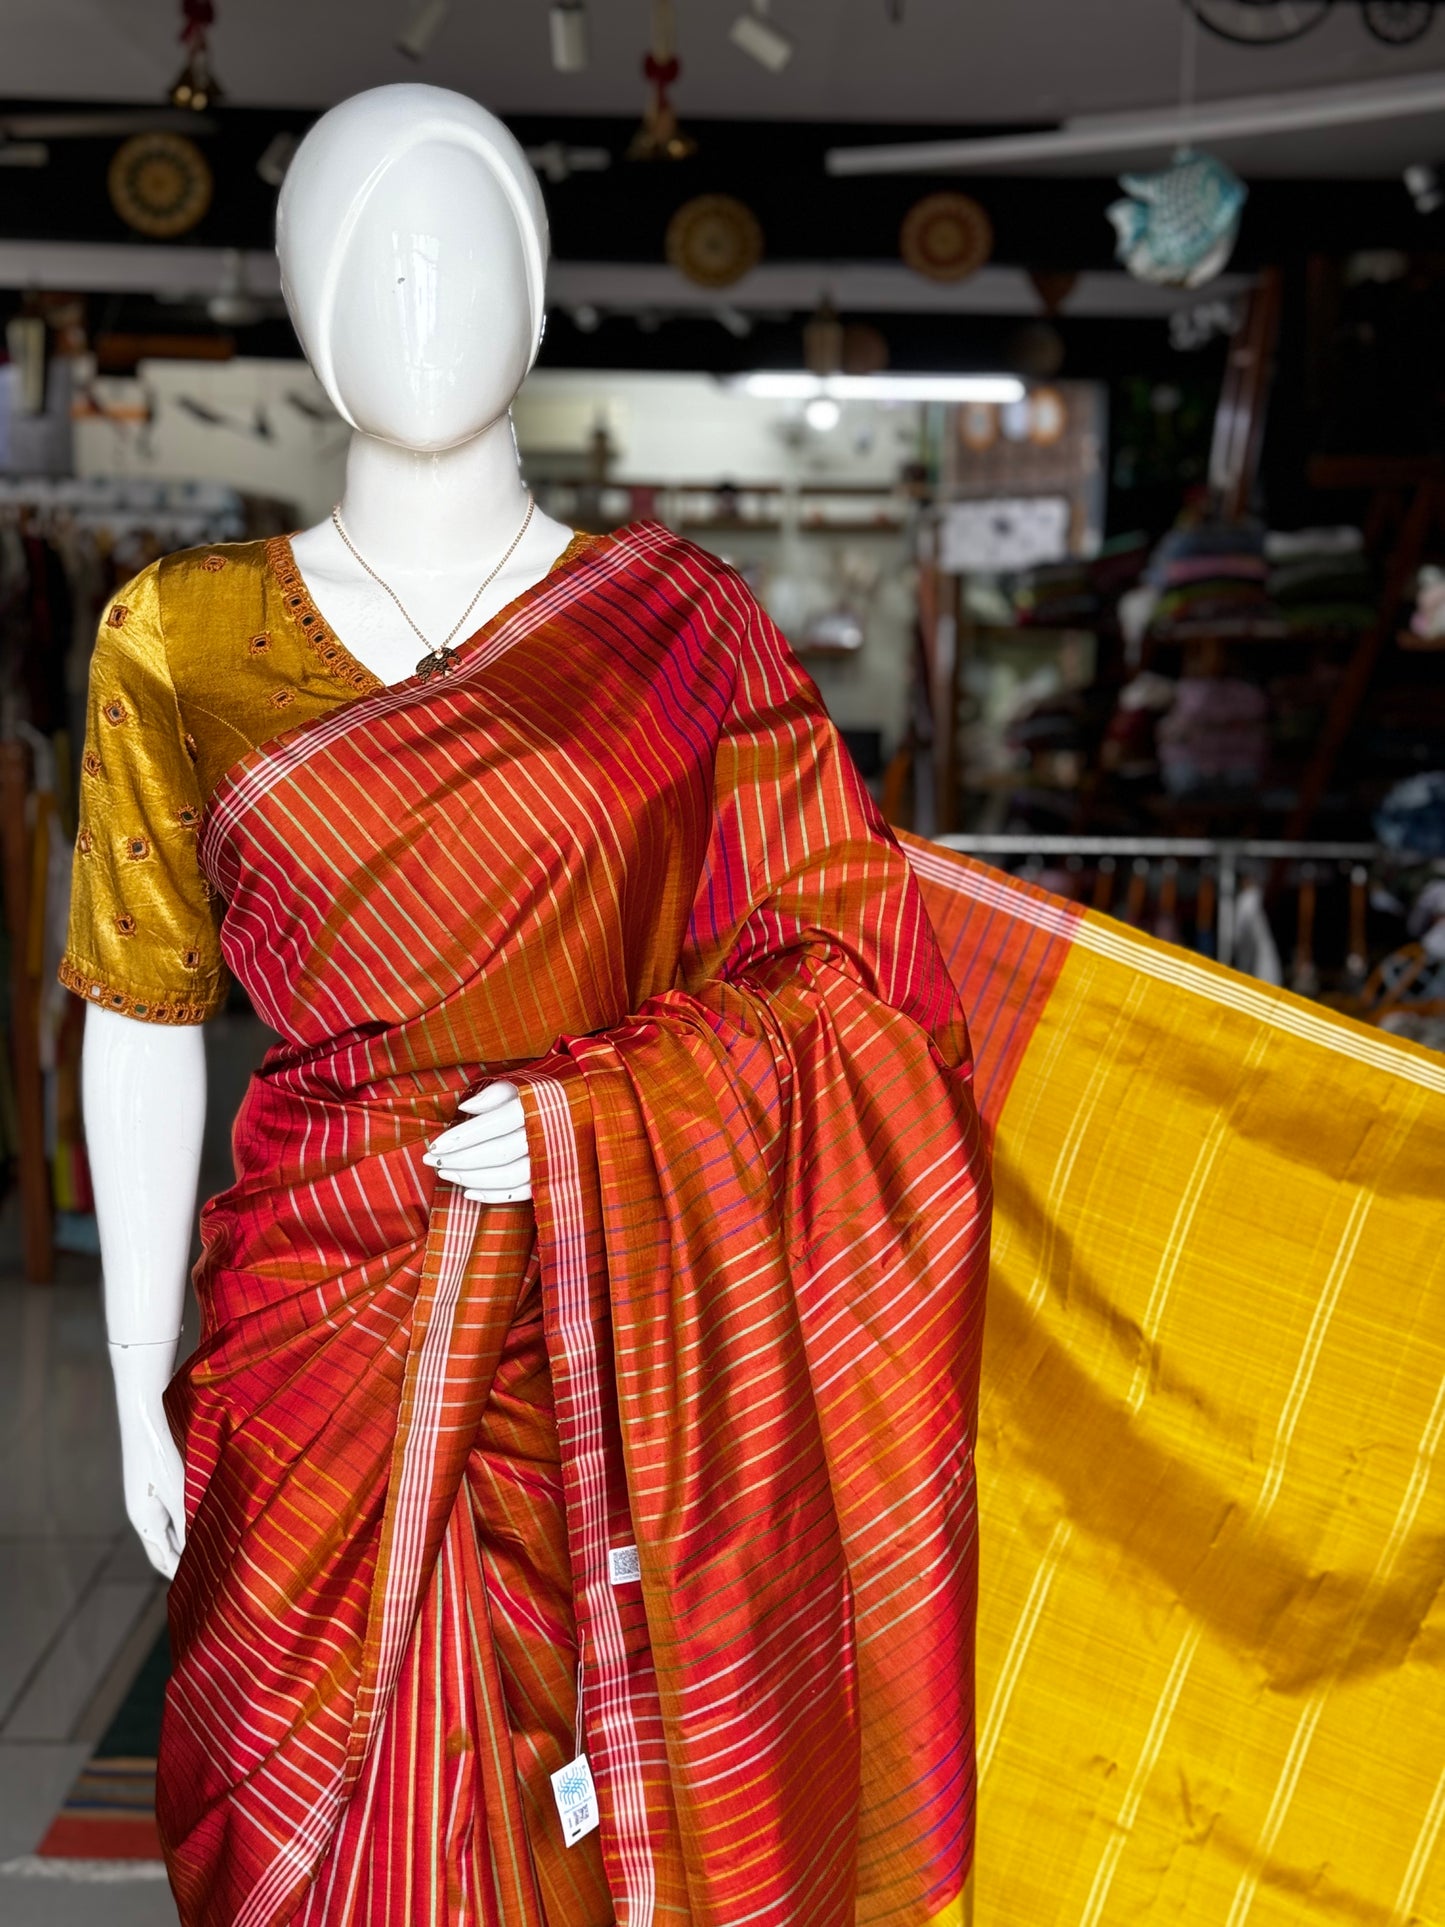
[108,132,213,239]
[899,192,993,284]
[665,194,764,288]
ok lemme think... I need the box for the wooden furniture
[0,738,55,1282]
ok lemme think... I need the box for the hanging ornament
[1005,321,1066,379]
[841,322,889,375]
[1027,268,1078,316]
[1107,148,1246,288]
[629,0,697,162]
[170,0,224,110]
[803,298,844,376]
[899,193,993,284]
[109,132,214,238]
[665,195,763,286]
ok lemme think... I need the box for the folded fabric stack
[1089,530,1150,601]
[1101,670,1176,777]
[1265,526,1374,639]
[1156,676,1271,795]
[1145,518,1285,639]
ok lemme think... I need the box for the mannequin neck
[336,416,531,574]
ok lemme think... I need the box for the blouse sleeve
[59,564,227,1024]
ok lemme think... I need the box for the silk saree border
[529,1077,658,1926]
[197,520,678,878]
[904,833,1445,1927]
[901,837,1445,1096]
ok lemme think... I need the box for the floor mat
[35,1630,168,1862]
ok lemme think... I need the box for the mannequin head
[277,85,549,451]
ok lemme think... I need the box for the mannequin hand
[108,1339,186,1580]
[424,1080,532,1203]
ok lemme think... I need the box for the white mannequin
[84,85,574,1579]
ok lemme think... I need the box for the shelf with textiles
[1141,623,1373,649]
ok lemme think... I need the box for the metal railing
[932,835,1380,970]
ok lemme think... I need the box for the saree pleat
[163,523,987,1926]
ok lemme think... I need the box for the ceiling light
[715,306,754,338]
[396,0,449,59]
[526,142,611,184]
[551,0,589,72]
[735,372,1026,403]
[256,132,297,188]
[805,397,841,430]
[731,0,794,72]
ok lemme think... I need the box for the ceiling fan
[1186,0,1437,45]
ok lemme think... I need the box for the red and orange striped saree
[164,525,989,1926]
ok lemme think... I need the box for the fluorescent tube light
[826,70,1445,175]
[736,372,1026,403]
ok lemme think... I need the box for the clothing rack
[933,833,1379,975]
[0,737,53,1280]
[0,475,252,1278]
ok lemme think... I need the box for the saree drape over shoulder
[156,526,989,1926]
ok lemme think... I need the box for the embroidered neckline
[264,535,384,697]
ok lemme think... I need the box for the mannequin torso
[81,83,571,1576]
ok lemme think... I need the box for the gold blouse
[61,532,594,1026]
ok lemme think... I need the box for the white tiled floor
[0,1014,270,1925]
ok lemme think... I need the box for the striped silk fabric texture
[906,841,1445,1927]
[158,525,988,1927]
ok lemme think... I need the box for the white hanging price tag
[608,1543,641,1584]
[551,1752,600,1847]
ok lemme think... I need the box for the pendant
[415,644,457,682]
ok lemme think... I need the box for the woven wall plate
[108,132,213,239]
[900,192,993,284]
[665,194,764,288]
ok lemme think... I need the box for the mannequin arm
[426,1080,531,1201]
[83,1005,207,1577]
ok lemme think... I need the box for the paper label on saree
[551,1753,600,1847]
[608,1544,641,1584]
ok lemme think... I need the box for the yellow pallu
[907,842,1445,1927]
